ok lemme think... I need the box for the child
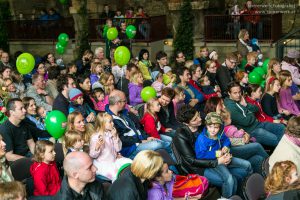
[265,161,300,198]
[64,130,85,154]
[278,70,300,116]
[194,46,209,71]
[91,87,106,111]
[209,50,221,68]
[89,112,132,181]
[68,88,96,123]
[30,140,61,196]
[199,75,221,97]
[90,61,103,85]
[151,72,165,97]
[195,112,252,198]
[163,66,176,87]
[138,49,152,81]
[172,87,186,116]
[244,52,258,74]
[66,62,77,75]
[128,71,144,106]
[235,71,248,94]
[37,106,47,119]
[0,181,26,200]
[140,98,173,142]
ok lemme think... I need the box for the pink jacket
[151,81,165,97]
[224,125,245,138]
[89,131,122,163]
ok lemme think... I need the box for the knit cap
[163,66,172,74]
[69,88,83,101]
[205,112,222,125]
[287,49,300,59]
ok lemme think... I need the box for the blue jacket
[178,83,205,105]
[195,127,231,160]
[68,102,96,120]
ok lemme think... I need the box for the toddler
[64,130,85,154]
[172,87,185,116]
[200,75,221,97]
[245,52,258,74]
[151,72,165,97]
[128,71,144,106]
[91,87,106,111]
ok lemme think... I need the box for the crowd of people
[0,9,300,200]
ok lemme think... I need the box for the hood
[128,82,142,90]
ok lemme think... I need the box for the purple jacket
[147,176,174,200]
[279,87,300,116]
[128,83,143,106]
[90,74,99,86]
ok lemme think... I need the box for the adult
[177,67,204,110]
[77,74,95,111]
[44,53,58,68]
[46,66,60,99]
[100,4,115,19]
[0,66,11,81]
[76,50,94,75]
[269,116,300,175]
[281,49,300,85]
[137,49,152,81]
[107,150,163,200]
[105,90,173,159]
[94,47,105,61]
[0,52,13,68]
[0,98,35,161]
[266,58,282,79]
[152,51,168,74]
[118,22,130,49]
[25,74,53,111]
[22,97,51,141]
[216,53,238,96]
[224,82,285,147]
[174,50,186,68]
[53,75,76,117]
[0,134,14,182]
[157,88,179,131]
[116,63,137,102]
[53,151,104,200]
[35,62,48,81]
[236,29,252,58]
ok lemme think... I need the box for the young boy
[244,52,258,74]
[194,112,252,198]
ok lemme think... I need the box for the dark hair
[227,81,241,94]
[176,105,198,124]
[7,98,22,112]
[177,66,189,76]
[204,96,223,114]
[43,53,54,63]
[0,66,11,75]
[245,84,260,96]
[175,50,183,58]
[161,87,175,99]
[138,49,149,61]
[156,51,167,61]
[127,63,137,72]
[92,87,105,99]
[22,97,35,110]
[47,66,60,80]
[189,64,200,74]
[77,73,90,85]
[57,74,74,93]
[66,62,76,72]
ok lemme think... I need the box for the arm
[141,114,161,139]
[32,166,50,195]
[195,136,217,160]
[26,89,52,111]
[216,67,230,95]
[113,119,140,147]
[5,151,25,162]
[190,85,205,103]
[89,134,104,158]
[27,139,35,154]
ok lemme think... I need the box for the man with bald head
[105,90,174,159]
[53,151,104,199]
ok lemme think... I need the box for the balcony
[5,16,167,43]
[204,14,282,42]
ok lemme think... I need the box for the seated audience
[128,71,144,106]
[63,130,85,155]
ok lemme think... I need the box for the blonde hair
[278,70,292,88]
[184,60,194,69]
[205,60,215,70]
[238,29,248,40]
[220,109,231,121]
[33,140,54,163]
[246,52,257,61]
[0,181,26,200]
[145,98,158,116]
[99,72,114,95]
[64,130,83,151]
[267,58,280,78]
[130,70,142,83]
[90,61,102,74]
[131,150,163,180]
[67,111,83,131]
[265,161,300,194]
[94,112,113,136]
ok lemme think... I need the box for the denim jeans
[204,157,252,198]
[160,134,173,143]
[250,122,285,147]
[231,143,268,174]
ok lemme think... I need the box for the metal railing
[276,28,300,59]
[204,14,282,42]
[5,16,167,42]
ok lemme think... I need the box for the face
[26,99,37,115]
[2,68,11,79]
[212,53,219,60]
[142,52,149,60]
[157,164,173,183]
[73,139,85,151]
[95,65,103,74]
[106,75,114,86]
[73,114,85,133]
[97,50,104,59]
[178,92,185,101]
[136,73,144,84]
[225,58,237,69]
[252,87,262,99]
[118,94,127,110]
[223,117,232,126]
[241,73,249,84]
[207,62,217,73]
[200,49,209,57]
[246,1,252,9]
[284,76,293,87]
[47,54,55,63]
[228,86,242,102]
[38,107,47,117]
[248,57,256,65]
[193,67,202,79]
[180,70,191,83]
[216,100,225,114]
[158,57,168,67]
[207,124,221,137]
[67,78,76,90]
[243,31,250,40]
[35,75,46,89]
[202,76,210,86]
[150,100,161,113]
[0,135,6,157]
[272,80,281,93]
[80,78,91,91]
[287,167,298,185]
[75,96,84,105]
[104,117,115,131]
[158,95,171,107]
[70,65,77,73]
[5,80,16,92]
[11,101,26,120]
[1,53,9,63]
[43,145,56,163]
[272,63,281,74]
[37,63,46,75]
[188,112,202,127]
[77,156,97,183]
[95,92,105,102]
[121,23,127,31]
[176,53,186,63]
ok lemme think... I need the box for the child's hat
[209,50,217,60]
[205,112,222,125]
[69,88,83,101]
[163,66,172,74]
[151,71,160,80]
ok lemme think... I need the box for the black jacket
[216,64,235,97]
[23,117,51,141]
[53,92,69,117]
[266,189,300,200]
[173,125,218,175]
[107,170,149,200]
[157,102,180,130]
[53,176,104,200]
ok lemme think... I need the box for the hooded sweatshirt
[128,83,143,106]
[147,176,174,200]
[140,112,166,139]
[30,161,61,196]
[224,97,260,133]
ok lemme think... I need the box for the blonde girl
[128,70,144,106]
[90,61,103,85]
[265,161,300,196]
[89,112,132,181]
[267,58,281,79]
[30,140,61,196]
[99,72,115,95]
[63,130,85,154]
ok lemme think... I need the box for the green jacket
[224,97,259,133]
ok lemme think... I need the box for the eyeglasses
[119,99,127,103]
[229,60,237,64]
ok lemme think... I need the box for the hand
[218,154,231,165]
[217,92,222,97]
[111,127,118,138]
[129,107,138,115]
[224,153,232,165]
[1,107,6,113]
[243,133,250,144]
[95,135,105,151]
[189,99,198,107]
[36,89,47,95]
[86,113,95,122]
[240,96,247,107]
[273,119,281,124]
[221,147,229,154]
[282,109,291,116]
[165,128,173,132]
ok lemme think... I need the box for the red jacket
[30,161,61,196]
[245,96,274,123]
[188,79,218,100]
[140,112,166,139]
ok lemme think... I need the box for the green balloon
[114,46,130,66]
[260,80,266,88]
[107,27,118,40]
[59,0,68,4]
[56,42,65,55]
[58,33,69,47]
[262,58,270,73]
[141,86,157,102]
[45,110,67,139]
[126,25,137,39]
[253,67,265,77]
[103,25,109,38]
[249,71,263,84]
[240,58,247,70]
[16,53,35,75]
